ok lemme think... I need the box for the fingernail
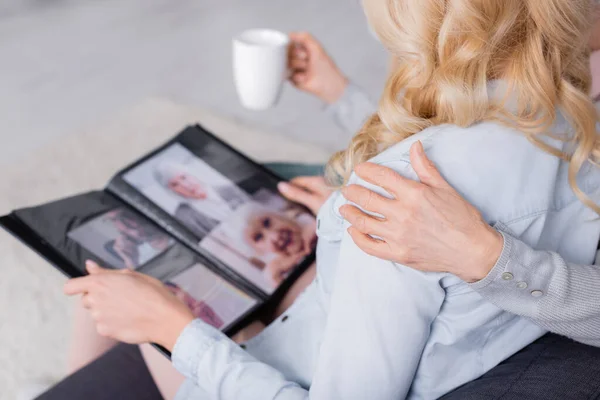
[415,141,424,154]
[86,260,98,269]
[278,182,290,193]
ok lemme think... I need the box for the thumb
[86,260,107,275]
[409,141,448,188]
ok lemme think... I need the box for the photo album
[0,125,317,335]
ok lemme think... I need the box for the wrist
[320,75,349,104]
[155,307,194,352]
[459,224,504,283]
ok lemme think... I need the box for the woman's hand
[64,261,194,351]
[278,176,334,215]
[339,142,504,283]
[288,32,348,104]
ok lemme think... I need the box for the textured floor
[0,0,387,167]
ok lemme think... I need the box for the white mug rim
[233,29,290,48]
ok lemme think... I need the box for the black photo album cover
[0,125,316,335]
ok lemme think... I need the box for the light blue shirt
[171,87,600,399]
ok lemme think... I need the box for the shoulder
[370,121,536,169]
[351,121,577,224]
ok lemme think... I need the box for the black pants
[39,333,600,400]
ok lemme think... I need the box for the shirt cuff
[171,318,225,381]
[469,227,513,291]
[324,81,358,114]
[468,223,553,316]
[324,81,374,136]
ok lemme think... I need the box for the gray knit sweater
[328,82,600,347]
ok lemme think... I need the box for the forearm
[470,229,600,347]
[172,319,309,400]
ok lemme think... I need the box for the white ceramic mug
[233,29,290,110]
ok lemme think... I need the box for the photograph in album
[166,263,258,330]
[123,142,251,242]
[199,189,317,294]
[68,208,174,270]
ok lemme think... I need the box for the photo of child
[166,263,258,329]
[200,190,317,294]
[68,208,173,269]
[123,143,251,241]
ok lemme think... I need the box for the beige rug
[0,97,330,400]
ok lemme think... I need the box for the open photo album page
[122,142,317,294]
[68,207,257,329]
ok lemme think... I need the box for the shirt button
[516,281,528,289]
[281,315,289,322]
[531,290,543,297]
[501,272,514,281]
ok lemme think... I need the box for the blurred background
[0,0,387,164]
[0,1,387,399]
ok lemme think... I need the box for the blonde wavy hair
[327,0,600,212]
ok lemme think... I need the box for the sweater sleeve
[324,82,376,138]
[470,227,600,347]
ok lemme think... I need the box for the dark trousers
[39,333,600,400]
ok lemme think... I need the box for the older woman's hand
[64,261,194,351]
[339,142,504,283]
